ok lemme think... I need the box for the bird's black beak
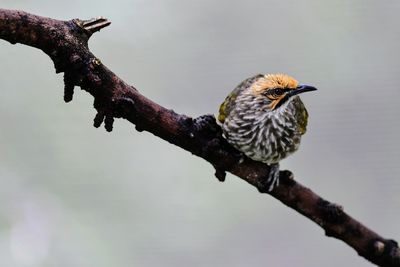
[289,85,317,97]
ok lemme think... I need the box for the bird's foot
[267,163,280,191]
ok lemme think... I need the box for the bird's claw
[264,163,280,192]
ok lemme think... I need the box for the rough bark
[0,9,399,267]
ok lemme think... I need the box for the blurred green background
[1,1,400,266]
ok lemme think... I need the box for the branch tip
[135,125,144,132]
[93,111,105,128]
[63,73,75,103]
[214,166,226,182]
[104,114,114,132]
[74,17,111,34]
[63,83,74,103]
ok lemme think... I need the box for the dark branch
[0,9,399,267]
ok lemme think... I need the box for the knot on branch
[93,98,115,132]
[382,240,400,264]
[62,54,102,102]
[93,96,136,132]
[93,108,114,132]
[192,115,221,137]
[318,199,345,224]
[278,170,295,185]
[367,239,400,266]
[188,115,226,181]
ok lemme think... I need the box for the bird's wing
[294,97,309,135]
[218,74,264,123]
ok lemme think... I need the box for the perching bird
[218,74,316,191]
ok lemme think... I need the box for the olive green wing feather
[293,97,309,135]
[218,88,240,123]
[218,74,264,123]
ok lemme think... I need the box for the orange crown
[251,74,299,94]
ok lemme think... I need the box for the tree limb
[0,9,399,266]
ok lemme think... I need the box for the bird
[217,73,317,191]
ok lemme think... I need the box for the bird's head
[251,74,317,110]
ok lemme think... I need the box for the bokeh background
[1,1,400,266]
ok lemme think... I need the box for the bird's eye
[270,88,281,97]
[263,88,286,99]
